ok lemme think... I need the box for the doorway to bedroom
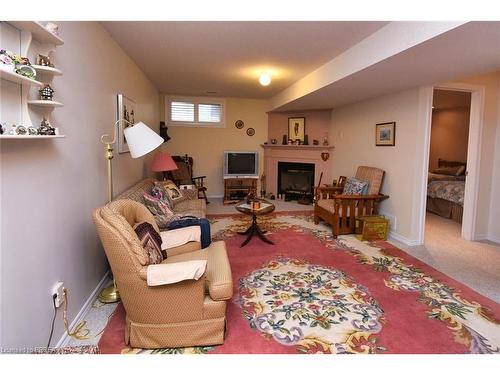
[424,88,471,243]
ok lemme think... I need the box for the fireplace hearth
[278,162,315,202]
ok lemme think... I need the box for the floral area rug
[98,211,500,354]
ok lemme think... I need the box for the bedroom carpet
[98,212,500,354]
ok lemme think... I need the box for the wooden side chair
[171,155,209,204]
[314,166,389,238]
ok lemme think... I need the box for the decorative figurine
[322,132,329,146]
[0,123,5,134]
[39,118,55,135]
[36,54,54,67]
[28,126,38,135]
[16,64,36,79]
[313,139,319,145]
[0,50,16,72]
[9,125,17,135]
[16,125,27,135]
[282,135,287,145]
[159,121,171,143]
[45,22,59,36]
[270,138,277,144]
[39,85,55,101]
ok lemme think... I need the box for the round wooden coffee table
[235,199,275,247]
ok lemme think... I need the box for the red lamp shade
[151,152,178,172]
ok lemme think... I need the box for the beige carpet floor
[66,210,499,349]
[391,213,500,303]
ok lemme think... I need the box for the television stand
[223,177,258,205]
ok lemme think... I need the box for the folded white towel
[146,260,207,286]
[160,226,201,250]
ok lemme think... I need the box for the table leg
[239,214,274,247]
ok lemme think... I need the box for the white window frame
[165,95,226,128]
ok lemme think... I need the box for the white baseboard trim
[475,233,500,244]
[388,231,422,247]
[55,271,110,348]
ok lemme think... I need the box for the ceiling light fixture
[259,72,271,86]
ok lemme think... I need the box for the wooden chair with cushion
[314,166,389,238]
[171,155,209,204]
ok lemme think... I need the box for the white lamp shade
[123,121,164,158]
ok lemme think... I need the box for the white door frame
[416,82,485,243]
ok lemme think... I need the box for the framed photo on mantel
[288,117,305,143]
[375,122,396,146]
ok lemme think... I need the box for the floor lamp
[98,120,164,303]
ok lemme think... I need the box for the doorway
[418,83,485,244]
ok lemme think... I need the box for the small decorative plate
[246,127,255,136]
[235,120,244,129]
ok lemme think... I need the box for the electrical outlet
[52,282,64,308]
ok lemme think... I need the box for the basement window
[166,96,226,128]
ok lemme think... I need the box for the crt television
[223,151,259,178]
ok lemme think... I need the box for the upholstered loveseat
[93,200,232,348]
[117,178,206,224]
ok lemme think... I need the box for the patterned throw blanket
[427,180,465,206]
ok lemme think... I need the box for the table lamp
[98,119,163,303]
[151,151,178,180]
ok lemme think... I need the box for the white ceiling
[274,22,500,111]
[100,21,388,98]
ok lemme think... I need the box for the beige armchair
[314,166,389,238]
[93,199,232,349]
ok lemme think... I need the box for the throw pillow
[143,193,174,216]
[151,182,173,209]
[134,222,164,264]
[342,177,369,195]
[157,180,188,206]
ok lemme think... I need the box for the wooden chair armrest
[315,186,343,201]
[334,194,389,201]
[317,186,343,193]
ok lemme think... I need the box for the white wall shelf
[32,65,63,76]
[0,69,44,87]
[0,135,66,139]
[28,100,64,108]
[7,21,64,46]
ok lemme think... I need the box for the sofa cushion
[134,222,164,264]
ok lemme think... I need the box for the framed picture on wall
[288,117,305,143]
[117,94,137,153]
[375,122,396,146]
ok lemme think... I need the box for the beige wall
[159,95,268,196]
[0,22,160,348]
[267,110,332,145]
[329,71,500,243]
[456,72,500,241]
[330,88,423,240]
[429,107,470,171]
